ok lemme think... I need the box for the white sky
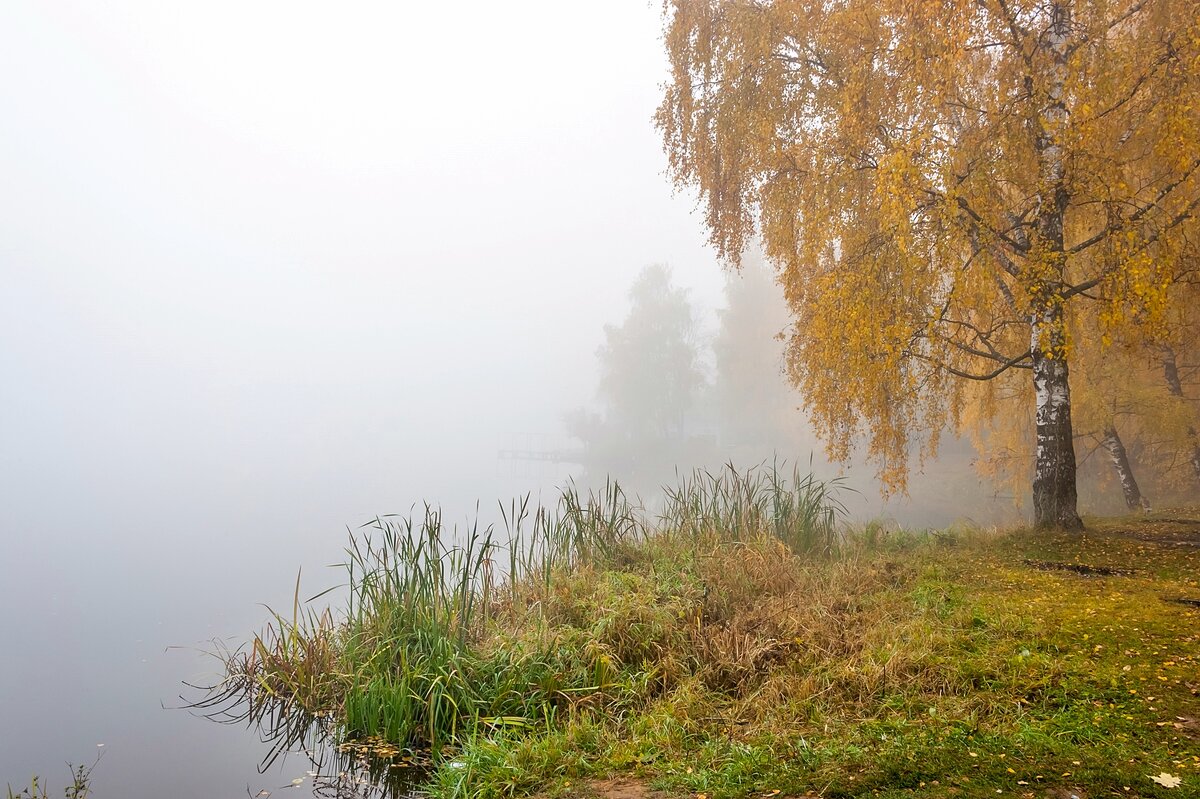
[0,0,726,523]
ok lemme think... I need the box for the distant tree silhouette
[712,250,798,452]
[567,265,708,488]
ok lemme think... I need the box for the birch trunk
[1162,345,1200,484]
[1028,2,1083,530]
[1100,425,1148,512]
[1030,305,1083,529]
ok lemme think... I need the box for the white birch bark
[1100,425,1149,512]
[1029,1,1083,530]
[1030,306,1081,528]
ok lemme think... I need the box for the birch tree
[659,0,1200,528]
[1161,342,1200,483]
[1071,330,1154,512]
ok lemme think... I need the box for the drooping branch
[927,320,1028,364]
[1063,193,1200,301]
[1069,157,1200,255]
[907,348,1034,381]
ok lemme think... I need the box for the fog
[0,3,1013,797]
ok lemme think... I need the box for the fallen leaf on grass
[1149,773,1182,788]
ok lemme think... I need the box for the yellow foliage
[659,0,1200,495]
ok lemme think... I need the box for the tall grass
[202,462,846,760]
[336,480,653,753]
[662,460,847,554]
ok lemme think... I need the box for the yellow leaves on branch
[659,0,1200,491]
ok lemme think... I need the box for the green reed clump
[338,481,653,752]
[205,462,846,759]
[662,460,846,554]
[339,507,498,752]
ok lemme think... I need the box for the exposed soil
[570,779,663,799]
[1021,558,1135,576]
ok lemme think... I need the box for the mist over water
[1,3,1019,797]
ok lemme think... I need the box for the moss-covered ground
[429,508,1199,799]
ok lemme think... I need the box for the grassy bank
[210,469,1199,798]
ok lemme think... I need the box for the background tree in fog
[1082,279,1200,500]
[1156,280,1200,486]
[598,264,705,441]
[659,0,1200,529]
[1069,320,1154,512]
[712,250,800,452]
[567,264,708,486]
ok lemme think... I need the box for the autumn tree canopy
[659,0,1200,528]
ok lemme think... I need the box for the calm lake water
[0,505,357,797]
[0,450,546,798]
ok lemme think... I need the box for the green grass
[205,475,1200,799]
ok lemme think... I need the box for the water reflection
[186,645,429,799]
[245,739,429,799]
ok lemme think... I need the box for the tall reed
[662,460,847,554]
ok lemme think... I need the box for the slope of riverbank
[214,475,1200,799]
